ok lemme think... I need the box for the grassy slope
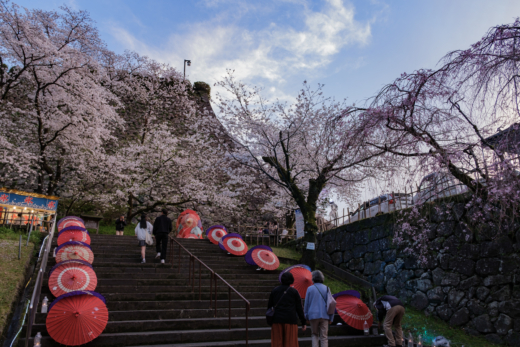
[0,238,34,339]
[87,220,137,236]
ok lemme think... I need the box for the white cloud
[109,0,371,97]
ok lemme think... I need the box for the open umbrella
[332,290,361,300]
[245,245,272,266]
[48,260,97,297]
[58,228,90,246]
[176,209,203,239]
[335,294,373,330]
[58,220,85,232]
[222,235,248,256]
[219,233,242,251]
[206,225,228,245]
[287,267,313,299]
[58,216,85,228]
[279,264,312,283]
[56,242,94,264]
[46,291,108,346]
[251,248,279,270]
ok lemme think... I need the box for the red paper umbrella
[58,231,91,246]
[251,248,279,270]
[335,294,373,330]
[289,267,313,299]
[58,220,85,232]
[223,236,248,256]
[56,243,94,264]
[48,262,97,297]
[46,291,108,346]
[207,226,228,245]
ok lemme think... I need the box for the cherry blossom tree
[365,20,520,258]
[0,1,121,195]
[215,72,387,267]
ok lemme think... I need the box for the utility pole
[184,59,191,80]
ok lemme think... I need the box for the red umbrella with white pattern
[222,235,248,256]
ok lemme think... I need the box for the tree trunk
[126,195,134,222]
[300,207,318,269]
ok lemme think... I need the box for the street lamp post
[184,59,191,80]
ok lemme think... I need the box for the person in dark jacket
[152,209,172,263]
[267,272,306,347]
[115,215,126,236]
[374,295,405,347]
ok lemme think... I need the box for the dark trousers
[155,234,168,260]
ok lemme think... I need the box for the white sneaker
[141,259,146,263]
[155,253,161,259]
[160,259,165,264]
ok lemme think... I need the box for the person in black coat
[115,215,126,236]
[152,209,172,263]
[374,295,405,347]
[267,272,306,347]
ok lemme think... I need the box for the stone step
[42,278,278,287]
[126,335,386,347]
[35,307,268,324]
[96,291,270,302]
[40,285,275,294]
[22,326,385,347]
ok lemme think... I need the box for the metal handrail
[24,214,57,347]
[169,237,251,347]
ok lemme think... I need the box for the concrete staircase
[21,234,386,347]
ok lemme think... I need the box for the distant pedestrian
[135,214,153,263]
[267,271,306,347]
[304,270,333,347]
[374,295,405,347]
[153,209,172,264]
[115,215,126,236]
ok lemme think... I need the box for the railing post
[214,276,218,317]
[228,286,231,329]
[178,244,181,274]
[199,262,202,301]
[188,255,192,287]
[191,256,195,292]
[245,302,249,347]
[210,271,213,308]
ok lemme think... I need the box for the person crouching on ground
[135,214,153,263]
[115,215,126,236]
[304,270,333,347]
[153,208,172,264]
[374,295,405,347]
[268,272,307,347]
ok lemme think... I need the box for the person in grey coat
[135,214,153,263]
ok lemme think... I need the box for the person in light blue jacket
[304,270,334,347]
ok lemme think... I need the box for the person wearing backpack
[304,271,334,347]
[267,271,307,347]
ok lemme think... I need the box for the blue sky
[14,0,520,105]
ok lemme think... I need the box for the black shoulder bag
[266,290,287,326]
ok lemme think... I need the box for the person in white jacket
[135,214,153,263]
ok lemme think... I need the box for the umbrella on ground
[287,267,313,299]
[206,225,228,245]
[219,233,242,251]
[176,209,203,239]
[58,228,90,246]
[58,216,85,227]
[58,220,85,232]
[251,248,279,270]
[184,234,200,239]
[56,241,94,264]
[245,245,272,266]
[279,264,312,283]
[46,291,108,346]
[48,260,97,297]
[222,234,248,256]
[334,294,373,330]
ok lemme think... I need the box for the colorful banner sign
[0,191,58,211]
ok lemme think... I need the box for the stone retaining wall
[316,201,520,346]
